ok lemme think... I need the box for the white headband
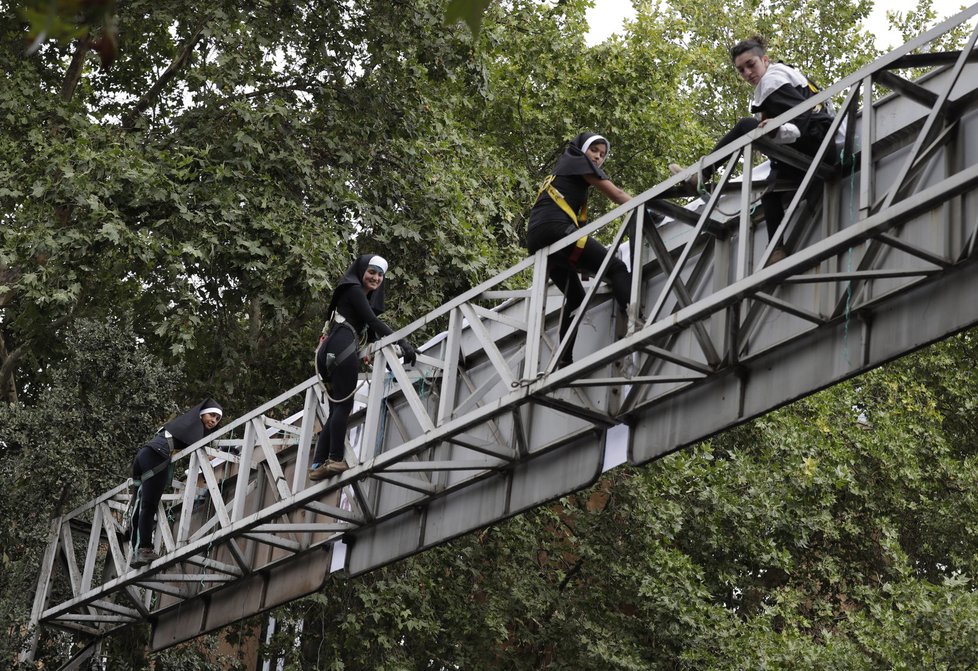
[580,134,610,157]
[367,255,388,274]
[200,406,222,418]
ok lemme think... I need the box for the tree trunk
[0,331,18,404]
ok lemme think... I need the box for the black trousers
[527,219,631,365]
[707,117,822,242]
[131,443,169,549]
[313,326,359,464]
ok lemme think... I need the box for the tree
[0,0,534,410]
[0,317,179,664]
[1,0,533,663]
[3,0,974,667]
[257,2,978,669]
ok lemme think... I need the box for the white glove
[773,123,801,144]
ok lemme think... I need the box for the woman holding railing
[129,399,223,567]
[309,254,416,481]
[527,132,633,369]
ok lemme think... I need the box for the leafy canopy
[2,0,974,667]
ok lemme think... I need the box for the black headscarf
[552,132,611,180]
[163,398,224,448]
[326,254,387,317]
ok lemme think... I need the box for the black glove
[399,340,417,366]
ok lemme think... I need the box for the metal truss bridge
[25,7,978,664]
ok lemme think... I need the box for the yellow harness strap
[806,81,827,114]
[537,175,588,262]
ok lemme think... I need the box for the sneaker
[669,163,699,195]
[131,547,159,567]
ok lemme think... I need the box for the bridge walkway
[24,6,978,659]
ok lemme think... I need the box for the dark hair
[730,35,767,63]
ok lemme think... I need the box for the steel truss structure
[26,6,978,661]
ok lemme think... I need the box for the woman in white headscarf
[309,254,415,481]
[527,132,633,368]
[130,398,223,566]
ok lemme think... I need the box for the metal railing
[26,4,978,659]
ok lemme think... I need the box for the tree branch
[121,23,207,130]
[240,82,320,100]
[0,311,74,404]
[0,267,18,310]
[0,338,25,405]
[61,39,91,102]
[248,296,261,346]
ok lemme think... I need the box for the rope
[375,372,393,455]
[415,366,434,400]
[184,443,233,591]
[323,378,365,404]
[677,154,762,218]
[126,484,142,549]
[321,330,369,404]
[714,192,762,219]
[511,371,546,388]
[842,146,857,365]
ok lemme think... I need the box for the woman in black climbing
[670,36,836,264]
[309,254,416,481]
[130,398,223,567]
[527,132,633,368]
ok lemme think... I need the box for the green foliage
[0,0,530,410]
[605,0,877,178]
[2,0,975,667]
[0,317,179,663]
[445,0,495,36]
[16,0,117,54]
[886,0,973,50]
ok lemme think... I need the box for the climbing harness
[316,313,367,404]
[537,174,588,266]
[318,314,361,374]
[791,65,834,116]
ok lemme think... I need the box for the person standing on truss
[670,35,836,265]
[309,254,416,481]
[527,132,633,369]
[129,398,223,567]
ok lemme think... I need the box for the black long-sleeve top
[751,63,833,148]
[333,285,412,352]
